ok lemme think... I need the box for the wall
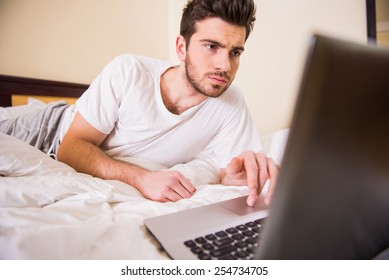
[236,0,366,134]
[377,0,389,47]
[0,0,367,135]
[0,0,170,83]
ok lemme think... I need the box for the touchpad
[222,195,268,216]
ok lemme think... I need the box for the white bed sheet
[0,129,288,260]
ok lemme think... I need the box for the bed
[0,74,289,259]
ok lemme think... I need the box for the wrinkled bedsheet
[0,129,288,259]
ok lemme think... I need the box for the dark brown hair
[180,0,256,45]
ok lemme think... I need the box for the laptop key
[226,227,238,234]
[242,230,255,237]
[231,233,244,240]
[195,237,207,244]
[210,245,237,257]
[245,222,257,228]
[213,237,234,247]
[235,250,250,258]
[217,253,236,260]
[191,246,203,254]
[245,237,258,245]
[205,234,217,241]
[236,224,248,231]
[254,218,265,225]
[215,231,227,237]
[202,243,214,251]
[184,240,196,248]
[184,218,265,259]
[235,241,247,248]
[198,253,212,260]
[252,226,261,233]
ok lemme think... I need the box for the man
[1,0,278,206]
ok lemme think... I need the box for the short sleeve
[76,56,128,134]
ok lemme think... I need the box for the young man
[1,0,278,206]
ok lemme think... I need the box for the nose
[214,51,231,72]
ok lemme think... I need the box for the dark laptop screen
[256,34,389,259]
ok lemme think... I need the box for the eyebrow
[200,39,245,52]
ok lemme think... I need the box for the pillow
[0,97,46,121]
[0,133,76,176]
[261,128,290,166]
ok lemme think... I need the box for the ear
[176,35,187,62]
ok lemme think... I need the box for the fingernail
[247,197,255,207]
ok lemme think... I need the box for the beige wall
[0,0,170,83]
[0,0,367,135]
[236,0,366,135]
[377,0,389,47]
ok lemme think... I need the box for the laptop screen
[256,34,389,259]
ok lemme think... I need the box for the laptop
[144,34,389,260]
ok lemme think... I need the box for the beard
[185,54,232,98]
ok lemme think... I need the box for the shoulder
[110,54,172,74]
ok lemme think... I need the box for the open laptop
[144,34,389,260]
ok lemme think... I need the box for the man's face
[184,17,246,98]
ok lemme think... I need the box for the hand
[58,113,196,203]
[220,151,278,206]
[136,170,196,202]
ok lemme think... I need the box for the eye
[231,50,243,57]
[205,44,218,51]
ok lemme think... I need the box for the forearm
[57,138,147,188]
[56,112,196,202]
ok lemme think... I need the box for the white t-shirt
[61,54,261,169]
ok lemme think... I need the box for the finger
[247,188,259,207]
[154,184,180,202]
[153,196,170,203]
[226,156,244,176]
[165,190,183,202]
[264,158,279,205]
[244,152,259,189]
[174,182,193,199]
[243,153,260,206]
[256,153,270,191]
[179,175,196,194]
[170,173,195,199]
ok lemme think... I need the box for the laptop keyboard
[183,218,266,260]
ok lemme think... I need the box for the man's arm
[57,112,195,202]
[220,151,278,206]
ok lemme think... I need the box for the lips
[208,74,229,85]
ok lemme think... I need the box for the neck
[160,65,207,115]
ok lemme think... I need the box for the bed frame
[0,74,89,107]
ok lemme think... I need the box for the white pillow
[0,133,76,176]
[261,128,290,166]
[0,97,46,121]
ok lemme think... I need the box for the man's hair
[180,0,256,45]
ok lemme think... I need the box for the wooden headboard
[0,74,89,107]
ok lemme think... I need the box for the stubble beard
[185,55,232,98]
